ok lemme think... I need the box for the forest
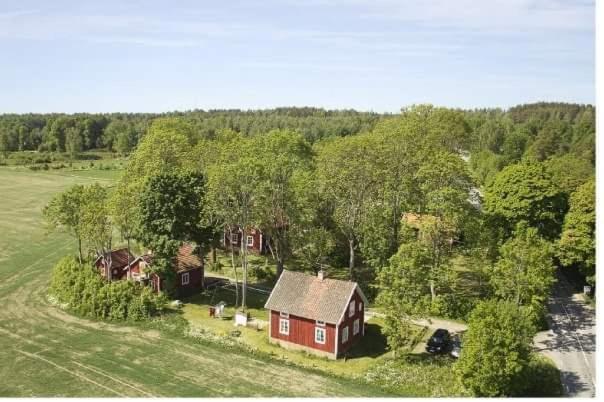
[21,102,595,397]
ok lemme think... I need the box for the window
[279,318,289,335]
[246,235,254,247]
[315,327,326,344]
[181,272,190,285]
[358,302,363,312]
[231,233,239,244]
[349,300,355,317]
[342,326,349,343]
[353,319,360,335]
[316,320,325,327]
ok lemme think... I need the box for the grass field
[0,166,392,397]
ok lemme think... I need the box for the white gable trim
[263,269,287,309]
[336,284,368,325]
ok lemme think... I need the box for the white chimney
[318,270,325,281]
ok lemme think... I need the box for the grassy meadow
[0,166,397,397]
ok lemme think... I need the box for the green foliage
[558,178,595,284]
[490,224,556,317]
[453,299,536,396]
[49,256,167,321]
[483,161,567,239]
[376,242,433,352]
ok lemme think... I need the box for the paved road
[534,276,596,397]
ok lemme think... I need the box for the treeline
[466,102,595,185]
[0,108,381,156]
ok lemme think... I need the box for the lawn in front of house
[181,286,426,378]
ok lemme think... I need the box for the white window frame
[246,235,254,247]
[349,300,355,317]
[231,233,239,244]
[181,272,190,285]
[342,326,349,343]
[358,302,363,312]
[279,318,289,335]
[315,327,326,344]
[316,320,325,327]
[353,319,360,335]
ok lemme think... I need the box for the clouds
[0,0,594,112]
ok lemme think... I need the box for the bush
[521,355,563,396]
[49,256,167,321]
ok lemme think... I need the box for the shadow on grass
[345,323,389,360]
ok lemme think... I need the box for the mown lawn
[181,285,426,378]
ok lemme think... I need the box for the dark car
[450,333,462,358]
[425,328,450,353]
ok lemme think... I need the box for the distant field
[0,167,391,397]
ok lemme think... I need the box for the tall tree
[253,130,314,277]
[43,185,87,263]
[490,224,556,317]
[483,161,567,240]
[558,179,595,285]
[136,171,211,294]
[316,134,375,278]
[454,300,536,396]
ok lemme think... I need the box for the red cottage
[223,227,269,254]
[264,270,368,359]
[94,248,135,281]
[125,243,204,298]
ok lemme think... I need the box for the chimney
[318,269,325,281]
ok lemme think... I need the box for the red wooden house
[94,248,135,281]
[223,226,269,254]
[124,243,204,297]
[264,270,368,359]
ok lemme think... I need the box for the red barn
[125,243,204,298]
[94,248,135,281]
[223,227,269,254]
[264,270,368,359]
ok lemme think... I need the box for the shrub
[49,256,167,321]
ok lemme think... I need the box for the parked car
[426,328,450,353]
[450,333,462,358]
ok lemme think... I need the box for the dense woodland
[31,102,594,397]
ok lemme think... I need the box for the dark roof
[96,248,135,270]
[264,270,368,324]
[125,243,202,273]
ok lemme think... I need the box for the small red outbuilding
[264,270,368,359]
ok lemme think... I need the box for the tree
[291,227,335,273]
[108,179,139,274]
[483,162,567,239]
[376,241,433,354]
[65,127,83,159]
[490,224,556,317]
[543,154,594,195]
[206,134,261,310]
[252,130,314,277]
[43,185,87,263]
[454,300,536,396]
[80,183,112,258]
[43,183,110,264]
[558,179,595,284]
[316,135,375,279]
[136,171,211,294]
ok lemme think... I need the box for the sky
[0,0,595,113]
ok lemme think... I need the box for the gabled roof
[124,243,202,273]
[264,270,368,324]
[95,248,135,270]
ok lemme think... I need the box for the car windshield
[430,336,444,344]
